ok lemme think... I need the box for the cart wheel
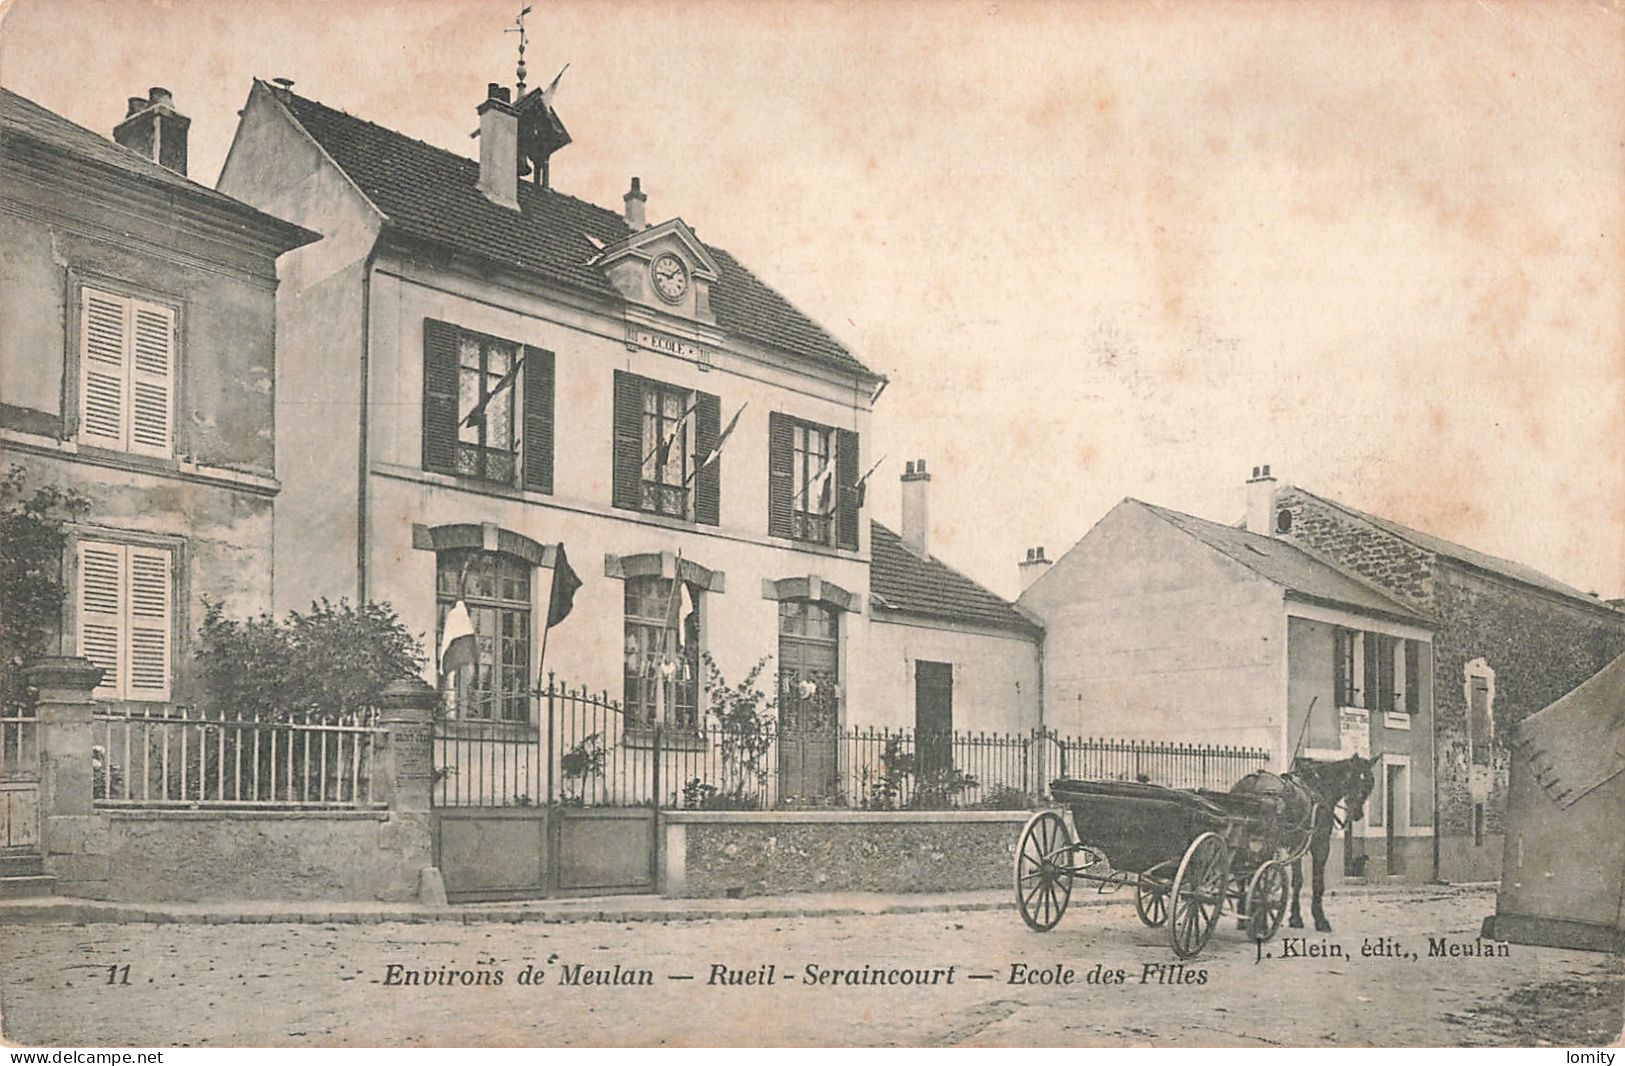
[1168,831,1229,959]
[1134,865,1171,928]
[1243,860,1289,943]
[1014,810,1074,932]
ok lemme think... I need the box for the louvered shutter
[422,319,460,474]
[612,371,644,510]
[1333,629,1350,706]
[767,412,794,538]
[79,289,128,450]
[835,428,859,550]
[77,542,126,699]
[693,391,721,526]
[1362,631,1380,712]
[128,301,174,457]
[125,546,172,701]
[1404,640,1421,714]
[521,345,555,494]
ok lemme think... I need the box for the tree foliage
[196,598,424,719]
[1,466,89,711]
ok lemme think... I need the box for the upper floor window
[76,538,173,702]
[622,576,700,728]
[422,319,554,494]
[1333,628,1421,714]
[769,413,860,550]
[612,372,720,526]
[77,287,175,458]
[436,549,532,722]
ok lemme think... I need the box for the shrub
[1,467,89,712]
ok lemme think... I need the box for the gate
[431,680,657,902]
[0,710,40,855]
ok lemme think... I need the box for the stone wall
[1273,488,1436,610]
[67,810,432,902]
[661,810,1030,898]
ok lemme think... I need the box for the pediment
[595,218,720,322]
[594,218,720,279]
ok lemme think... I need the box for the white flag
[439,600,477,678]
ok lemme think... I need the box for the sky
[2,0,1621,601]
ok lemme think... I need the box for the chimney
[623,177,647,230]
[1246,464,1278,536]
[901,459,931,557]
[1019,546,1052,592]
[477,83,519,210]
[113,86,190,176]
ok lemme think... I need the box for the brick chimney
[477,83,519,210]
[901,459,931,557]
[113,87,190,176]
[623,177,647,230]
[1019,546,1052,592]
[1246,464,1278,536]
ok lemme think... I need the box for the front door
[914,661,953,783]
[1385,763,1404,875]
[778,601,839,804]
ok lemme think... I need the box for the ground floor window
[437,549,532,721]
[623,576,699,727]
[75,537,173,702]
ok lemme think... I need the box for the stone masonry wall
[1274,488,1436,611]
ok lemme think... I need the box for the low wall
[660,810,1032,898]
[55,809,433,903]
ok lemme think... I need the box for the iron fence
[431,677,1272,810]
[92,705,387,809]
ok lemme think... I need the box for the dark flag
[547,543,583,628]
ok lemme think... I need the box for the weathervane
[507,5,533,97]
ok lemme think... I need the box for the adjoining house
[1270,477,1625,882]
[1019,487,1437,880]
[1481,652,1625,953]
[0,86,316,706]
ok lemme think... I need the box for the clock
[651,253,689,303]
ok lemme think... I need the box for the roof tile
[870,521,1039,634]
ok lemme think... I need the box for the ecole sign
[626,325,714,368]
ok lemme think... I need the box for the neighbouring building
[1269,477,1625,882]
[0,85,316,707]
[1482,652,1625,953]
[1019,489,1437,880]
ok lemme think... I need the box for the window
[422,319,554,493]
[1333,628,1357,706]
[641,381,694,518]
[436,549,532,721]
[77,287,174,458]
[791,423,835,545]
[1334,629,1421,715]
[456,333,519,482]
[768,413,860,549]
[1468,675,1493,768]
[76,539,172,701]
[622,576,699,728]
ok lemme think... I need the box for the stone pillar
[26,656,107,896]
[374,677,446,905]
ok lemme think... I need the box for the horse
[1282,754,1376,933]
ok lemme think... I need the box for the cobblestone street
[1,886,1619,1047]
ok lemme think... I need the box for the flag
[460,353,526,430]
[439,601,478,678]
[546,544,582,628]
[645,400,698,469]
[809,455,835,515]
[541,63,569,105]
[690,402,746,482]
[852,454,886,509]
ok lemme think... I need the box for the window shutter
[128,301,174,458]
[767,412,794,538]
[125,546,172,701]
[1377,636,1396,712]
[693,391,721,526]
[1363,631,1380,712]
[422,319,459,474]
[612,371,644,510]
[1404,640,1421,713]
[1333,628,1349,706]
[79,289,128,450]
[835,428,859,550]
[521,345,555,494]
[77,541,126,699]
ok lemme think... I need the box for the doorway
[1385,762,1406,875]
[914,661,954,782]
[778,601,840,803]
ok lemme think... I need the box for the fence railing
[92,706,387,809]
[1,711,38,783]
[432,678,1272,810]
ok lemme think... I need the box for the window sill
[623,727,707,752]
[1383,712,1414,730]
[0,429,280,496]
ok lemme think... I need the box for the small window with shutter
[610,371,721,526]
[768,413,860,549]
[76,538,173,702]
[77,287,175,458]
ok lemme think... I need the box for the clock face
[651,253,689,303]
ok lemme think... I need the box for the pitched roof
[869,521,1039,635]
[1289,486,1611,609]
[1135,500,1430,625]
[0,86,315,250]
[270,85,874,378]
[1513,652,1625,809]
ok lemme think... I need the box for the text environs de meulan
[380,962,965,987]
